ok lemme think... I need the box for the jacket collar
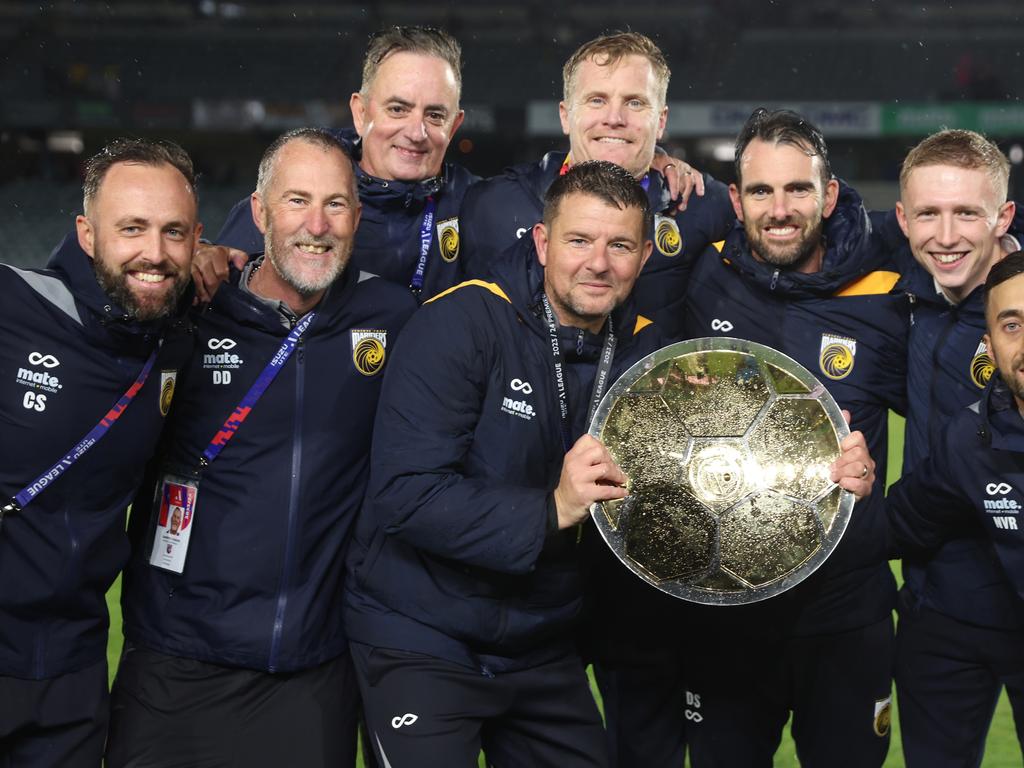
[716,180,884,298]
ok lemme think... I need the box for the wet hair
[360,26,462,101]
[900,129,1009,200]
[82,137,196,215]
[543,160,653,233]
[734,108,832,187]
[562,31,670,108]
[985,251,1024,312]
[255,128,354,199]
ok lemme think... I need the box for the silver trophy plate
[588,337,854,606]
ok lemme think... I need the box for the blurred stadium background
[5,0,1023,764]
[2,0,1024,265]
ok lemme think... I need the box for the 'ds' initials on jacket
[122,263,416,674]
[0,236,192,680]
[343,235,666,674]
[458,151,736,339]
[216,129,479,301]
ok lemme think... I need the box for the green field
[103,413,1023,766]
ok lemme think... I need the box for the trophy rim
[588,336,855,606]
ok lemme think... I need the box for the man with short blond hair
[892,128,1023,767]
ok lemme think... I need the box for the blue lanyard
[200,311,316,468]
[410,196,437,294]
[539,294,617,453]
[3,347,159,518]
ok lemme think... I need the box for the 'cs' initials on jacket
[0,237,192,680]
[458,151,736,339]
[122,262,416,673]
[343,236,666,673]
[216,129,479,301]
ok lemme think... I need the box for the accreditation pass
[148,472,199,574]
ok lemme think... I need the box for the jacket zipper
[268,337,305,672]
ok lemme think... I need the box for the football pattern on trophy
[589,337,853,605]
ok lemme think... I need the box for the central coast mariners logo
[819,333,856,380]
[655,214,682,257]
[159,370,177,416]
[970,339,994,389]
[352,330,387,376]
[436,217,460,263]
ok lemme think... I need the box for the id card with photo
[148,471,199,574]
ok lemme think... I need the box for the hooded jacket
[343,235,666,673]
[459,150,736,339]
[121,263,416,673]
[670,182,910,635]
[892,219,1024,629]
[0,236,192,679]
[887,377,1024,625]
[215,129,479,301]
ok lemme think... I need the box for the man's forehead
[903,162,999,199]
[573,54,655,89]
[372,51,458,96]
[740,139,821,179]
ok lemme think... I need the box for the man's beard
[998,351,1024,404]
[93,254,188,321]
[264,221,348,296]
[745,214,825,271]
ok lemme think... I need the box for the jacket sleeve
[458,181,506,280]
[885,418,975,558]
[215,197,265,255]
[366,292,551,574]
[679,174,736,254]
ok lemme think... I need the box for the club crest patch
[159,370,177,416]
[873,696,892,737]
[351,330,387,377]
[436,218,460,263]
[819,333,856,381]
[655,214,682,257]
[970,339,994,389]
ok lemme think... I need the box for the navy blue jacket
[122,263,416,673]
[343,236,666,673]
[0,237,192,679]
[458,150,736,339]
[892,222,1024,628]
[673,182,909,635]
[216,129,479,301]
[888,378,1024,625]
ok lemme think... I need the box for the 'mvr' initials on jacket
[0,238,192,680]
[343,237,666,672]
[122,263,415,673]
[888,377,1024,605]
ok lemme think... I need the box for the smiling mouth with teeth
[932,253,966,264]
[296,244,331,255]
[130,272,169,283]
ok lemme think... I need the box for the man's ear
[76,215,96,260]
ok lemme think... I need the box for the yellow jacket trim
[424,279,511,305]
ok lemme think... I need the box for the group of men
[1,23,1022,768]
